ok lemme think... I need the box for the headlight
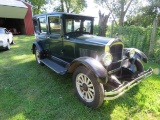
[102,52,113,66]
[129,49,135,58]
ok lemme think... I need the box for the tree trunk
[149,17,158,56]
[60,0,64,12]
[119,12,125,26]
[98,10,110,37]
[119,0,133,26]
[119,1,125,26]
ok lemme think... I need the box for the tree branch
[103,0,118,26]
[124,0,133,14]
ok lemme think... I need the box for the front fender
[124,48,148,63]
[68,57,108,84]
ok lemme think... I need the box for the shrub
[107,25,160,63]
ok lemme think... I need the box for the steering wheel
[75,27,86,32]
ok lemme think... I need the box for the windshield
[65,18,93,34]
[0,29,4,34]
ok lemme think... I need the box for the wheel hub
[82,83,88,91]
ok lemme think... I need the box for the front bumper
[104,68,153,100]
[0,41,3,46]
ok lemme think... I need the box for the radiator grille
[110,44,123,62]
[108,44,123,71]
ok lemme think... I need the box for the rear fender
[32,42,43,54]
[68,57,108,84]
[124,48,148,63]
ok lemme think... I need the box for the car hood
[68,34,120,46]
[0,34,6,39]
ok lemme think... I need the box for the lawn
[0,35,160,120]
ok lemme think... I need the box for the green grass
[0,35,160,120]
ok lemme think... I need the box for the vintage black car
[32,12,153,108]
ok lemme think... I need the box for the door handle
[47,36,50,39]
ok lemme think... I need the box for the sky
[80,0,100,24]
[81,0,99,17]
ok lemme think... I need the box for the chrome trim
[104,68,153,100]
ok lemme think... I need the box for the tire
[73,66,104,109]
[134,59,144,73]
[11,39,15,44]
[6,41,10,50]
[35,47,43,65]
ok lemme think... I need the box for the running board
[40,58,67,75]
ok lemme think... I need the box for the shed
[0,0,34,35]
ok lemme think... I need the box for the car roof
[33,12,95,19]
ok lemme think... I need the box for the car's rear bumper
[104,68,153,100]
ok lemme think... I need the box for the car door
[34,17,49,51]
[47,15,63,58]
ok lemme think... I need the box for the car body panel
[68,57,108,83]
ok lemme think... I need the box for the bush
[93,25,99,35]
[106,25,160,63]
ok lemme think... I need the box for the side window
[48,16,60,34]
[84,20,91,33]
[33,19,40,33]
[66,19,73,33]
[39,17,47,33]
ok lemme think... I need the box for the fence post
[149,17,158,56]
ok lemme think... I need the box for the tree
[125,0,160,27]
[118,0,134,26]
[25,0,48,15]
[149,17,158,55]
[98,10,110,36]
[50,0,87,13]
[95,0,138,26]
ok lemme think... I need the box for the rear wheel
[73,66,104,109]
[35,47,43,65]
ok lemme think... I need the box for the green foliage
[93,25,99,35]
[26,0,48,15]
[125,0,160,27]
[51,0,87,13]
[107,25,160,63]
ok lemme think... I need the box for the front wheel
[73,66,104,109]
[134,59,144,73]
[6,41,10,50]
[11,39,15,44]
